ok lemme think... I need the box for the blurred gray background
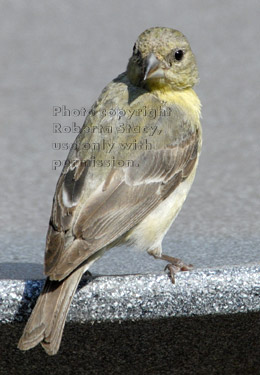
[0,0,259,279]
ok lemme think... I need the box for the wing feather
[46,131,199,280]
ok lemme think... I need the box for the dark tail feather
[18,265,85,355]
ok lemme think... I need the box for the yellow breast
[125,86,202,253]
[152,86,201,123]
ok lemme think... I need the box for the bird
[18,26,202,355]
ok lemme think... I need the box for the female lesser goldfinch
[18,27,202,355]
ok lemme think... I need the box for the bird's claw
[164,259,193,284]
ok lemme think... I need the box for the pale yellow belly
[126,160,198,255]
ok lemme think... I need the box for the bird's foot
[163,254,193,283]
[152,253,193,284]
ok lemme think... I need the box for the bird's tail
[18,264,86,355]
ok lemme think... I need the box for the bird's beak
[143,53,165,81]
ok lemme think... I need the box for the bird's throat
[149,85,201,123]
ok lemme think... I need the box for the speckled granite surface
[1,266,260,325]
[1,0,260,272]
[1,266,260,374]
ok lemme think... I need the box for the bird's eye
[133,44,141,57]
[174,49,184,61]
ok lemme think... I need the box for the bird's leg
[148,249,193,284]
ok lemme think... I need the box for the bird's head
[127,27,199,91]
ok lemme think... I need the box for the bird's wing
[45,75,200,280]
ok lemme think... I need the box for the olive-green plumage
[18,27,202,355]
